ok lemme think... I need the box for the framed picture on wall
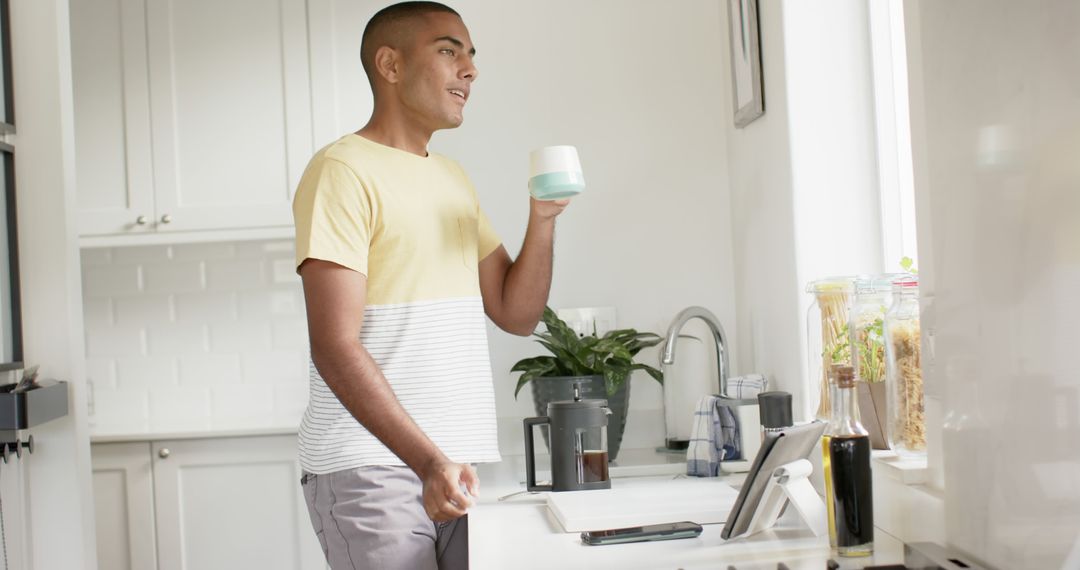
[728,0,764,128]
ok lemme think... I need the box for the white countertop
[90,418,921,568]
[88,416,303,442]
[471,496,904,570]
[471,461,907,570]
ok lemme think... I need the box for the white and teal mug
[528,145,585,200]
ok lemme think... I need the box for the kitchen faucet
[661,306,731,397]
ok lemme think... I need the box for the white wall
[723,0,800,418]
[10,0,98,568]
[906,1,1080,567]
[723,0,884,420]
[414,0,740,453]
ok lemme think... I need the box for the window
[0,0,23,370]
[869,0,918,272]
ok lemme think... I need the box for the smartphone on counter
[580,521,703,546]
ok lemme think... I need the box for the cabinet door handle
[136,215,148,225]
[160,214,172,224]
[158,448,171,459]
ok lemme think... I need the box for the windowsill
[872,450,929,485]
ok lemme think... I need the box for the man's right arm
[299,258,477,521]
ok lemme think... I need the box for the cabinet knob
[136,215,148,225]
[160,214,172,224]
[158,448,171,459]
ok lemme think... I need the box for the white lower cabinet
[92,434,326,570]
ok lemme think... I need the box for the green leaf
[513,360,557,398]
[510,356,558,374]
[602,362,631,396]
[632,363,665,384]
[900,256,918,274]
[541,307,582,351]
[514,372,537,399]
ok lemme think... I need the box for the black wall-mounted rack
[0,379,68,445]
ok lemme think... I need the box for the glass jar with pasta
[884,277,925,456]
[850,277,893,385]
[806,277,855,422]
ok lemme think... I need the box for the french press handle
[523,416,552,492]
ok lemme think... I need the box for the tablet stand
[742,459,827,538]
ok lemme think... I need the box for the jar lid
[806,276,855,294]
[893,275,919,288]
[855,272,914,294]
[758,391,793,429]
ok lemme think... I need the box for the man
[292,2,570,569]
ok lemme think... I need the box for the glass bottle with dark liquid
[821,365,844,548]
[828,365,873,557]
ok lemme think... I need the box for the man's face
[397,12,478,132]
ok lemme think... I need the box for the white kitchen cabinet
[70,0,156,239]
[71,0,316,243]
[91,435,326,570]
[91,442,159,570]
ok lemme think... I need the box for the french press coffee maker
[523,385,612,492]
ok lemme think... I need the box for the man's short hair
[361,2,461,84]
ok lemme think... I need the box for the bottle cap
[758,391,793,429]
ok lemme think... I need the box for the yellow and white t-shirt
[293,134,502,474]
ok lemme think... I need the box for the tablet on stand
[720,421,829,541]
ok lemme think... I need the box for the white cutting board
[545,477,740,532]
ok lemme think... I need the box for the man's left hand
[529,197,571,221]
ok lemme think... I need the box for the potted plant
[511,307,664,461]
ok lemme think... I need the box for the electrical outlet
[556,307,617,337]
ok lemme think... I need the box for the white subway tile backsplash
[235,240,294,258]
[175,291,238,322]
[211,384,274,419]
[178,353,243,386]
[171,242,236,261]
[85,357,118,391]
[115,294,174,325]
[271,258,300,285]
[206,259,266,290]
[112,245,172,264]
[84,239,312,427]
[209,321,272,352]
[142,261,205,293]
[86,327,146,358]
[146,324,208,355]
[91,388,150,424]
[80,248,112,266]
[116,356,178,389]
[82,298,114,328]
[238,290,304,319]
[274,382,309,418]
[271,320,309,351]
[83,265,141,297]
[149,387,211,422]
[241,351,307,384]
[272,290,304,316]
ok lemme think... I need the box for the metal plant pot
[529,374,630,462]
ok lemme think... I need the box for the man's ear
[374,45,402,84]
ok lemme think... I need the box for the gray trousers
[301,466,468,570]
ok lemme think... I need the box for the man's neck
[357,114,433,157]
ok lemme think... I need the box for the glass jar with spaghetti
[884,276,925,456]
[806,277,856,422]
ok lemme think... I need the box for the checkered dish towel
[725,373,767,399]
[686,374,768,477]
